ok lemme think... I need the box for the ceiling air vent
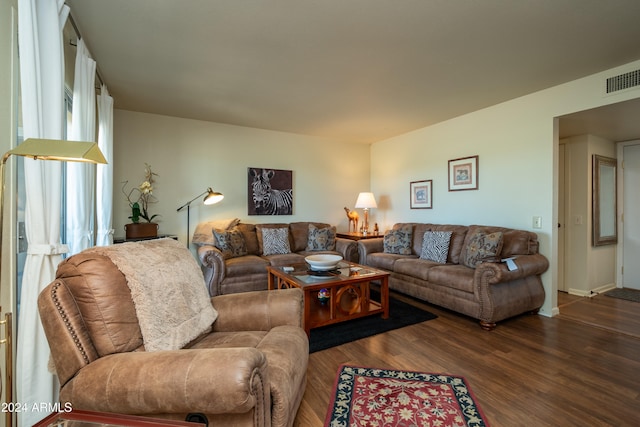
[606,69,640,94]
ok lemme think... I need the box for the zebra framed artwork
[248,168,293,215]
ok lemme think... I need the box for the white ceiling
[66,0,640,144]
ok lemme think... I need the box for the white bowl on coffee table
[305,254,343,271]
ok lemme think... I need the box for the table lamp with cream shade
[0,138,107,409]
[355,192,377,235]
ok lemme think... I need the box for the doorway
[621,142,640,290]
[558,97,640,298]
[557,144,567,292]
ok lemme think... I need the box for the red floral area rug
[324,365,490,427]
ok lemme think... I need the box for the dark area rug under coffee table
[309,291,437,353]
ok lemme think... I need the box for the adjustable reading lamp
[177,188,224,246]
[0,138,107,407]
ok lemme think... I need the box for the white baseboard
[568,288,596,297]
[568,283,616,297]
[592,283,617,294]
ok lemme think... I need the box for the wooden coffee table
[267,261,390,336]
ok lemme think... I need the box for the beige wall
[562,134,617,296]
[563,135,590,295]
[369,59,640,316]
[113,110,371,243]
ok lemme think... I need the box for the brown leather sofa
[358,223,549,330]
[194,221,359,296]
[38,239,308,427]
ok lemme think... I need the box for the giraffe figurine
[344,207,359,233]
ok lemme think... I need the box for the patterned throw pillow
[213,227,248,259]
[461,231,504,268]
[383,225,413,255]
[261,227,292,255]
[420,231,453,263]
[192,218,240,246]
[306,224,337,251]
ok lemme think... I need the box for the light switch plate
[532,216,542,229]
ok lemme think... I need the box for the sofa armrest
[474,253,548,327]
[474,253,549,285]
[336,237,359,262]
[357,237,384,265]
[197,244,226,296]
[211,288,304,332]
[60,348,269,415]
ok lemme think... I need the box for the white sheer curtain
[96,84,114,246]
[17,0,69,425]
[66,38,96,255]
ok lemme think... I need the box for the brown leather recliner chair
[37,239,308,427]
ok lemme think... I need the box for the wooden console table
[113,234,178,244]
[336,231,383,241]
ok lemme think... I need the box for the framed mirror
[592,155,617,246]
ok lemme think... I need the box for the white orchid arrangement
[122,163,160,223]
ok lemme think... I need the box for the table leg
[303,289,312,337]
[267,271,275,290]
[380,276,389,319]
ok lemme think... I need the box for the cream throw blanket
[87,238,218,351]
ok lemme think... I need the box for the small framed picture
[410,180,432,209]
[448,155,479,191]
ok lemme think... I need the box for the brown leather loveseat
[38,238,308,426]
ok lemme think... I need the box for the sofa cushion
[367,252,416,271]
[394,258,439,281]
[432,225,468,264]
[261,227,292,255]
[427,264,475,293]
[213,227,248,259]
[306,223,337,251]
[265,253,306,266]
[411,224,428,255]
[192,218,240,246]
[188,330,268,349]
[501,229,539,256]
[225,255,270,277]
[411,224,468,263]
[290,222,331,252]
[236,223,260,255]
[383,225,413,255]
[420,231,452,263]
[465,225,538,257]
[461,230,504,268]
[256,224,294,253]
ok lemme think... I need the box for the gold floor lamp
[177,188,224,247]
[0,138,107,422]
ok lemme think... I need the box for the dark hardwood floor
[294,291,640,427]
